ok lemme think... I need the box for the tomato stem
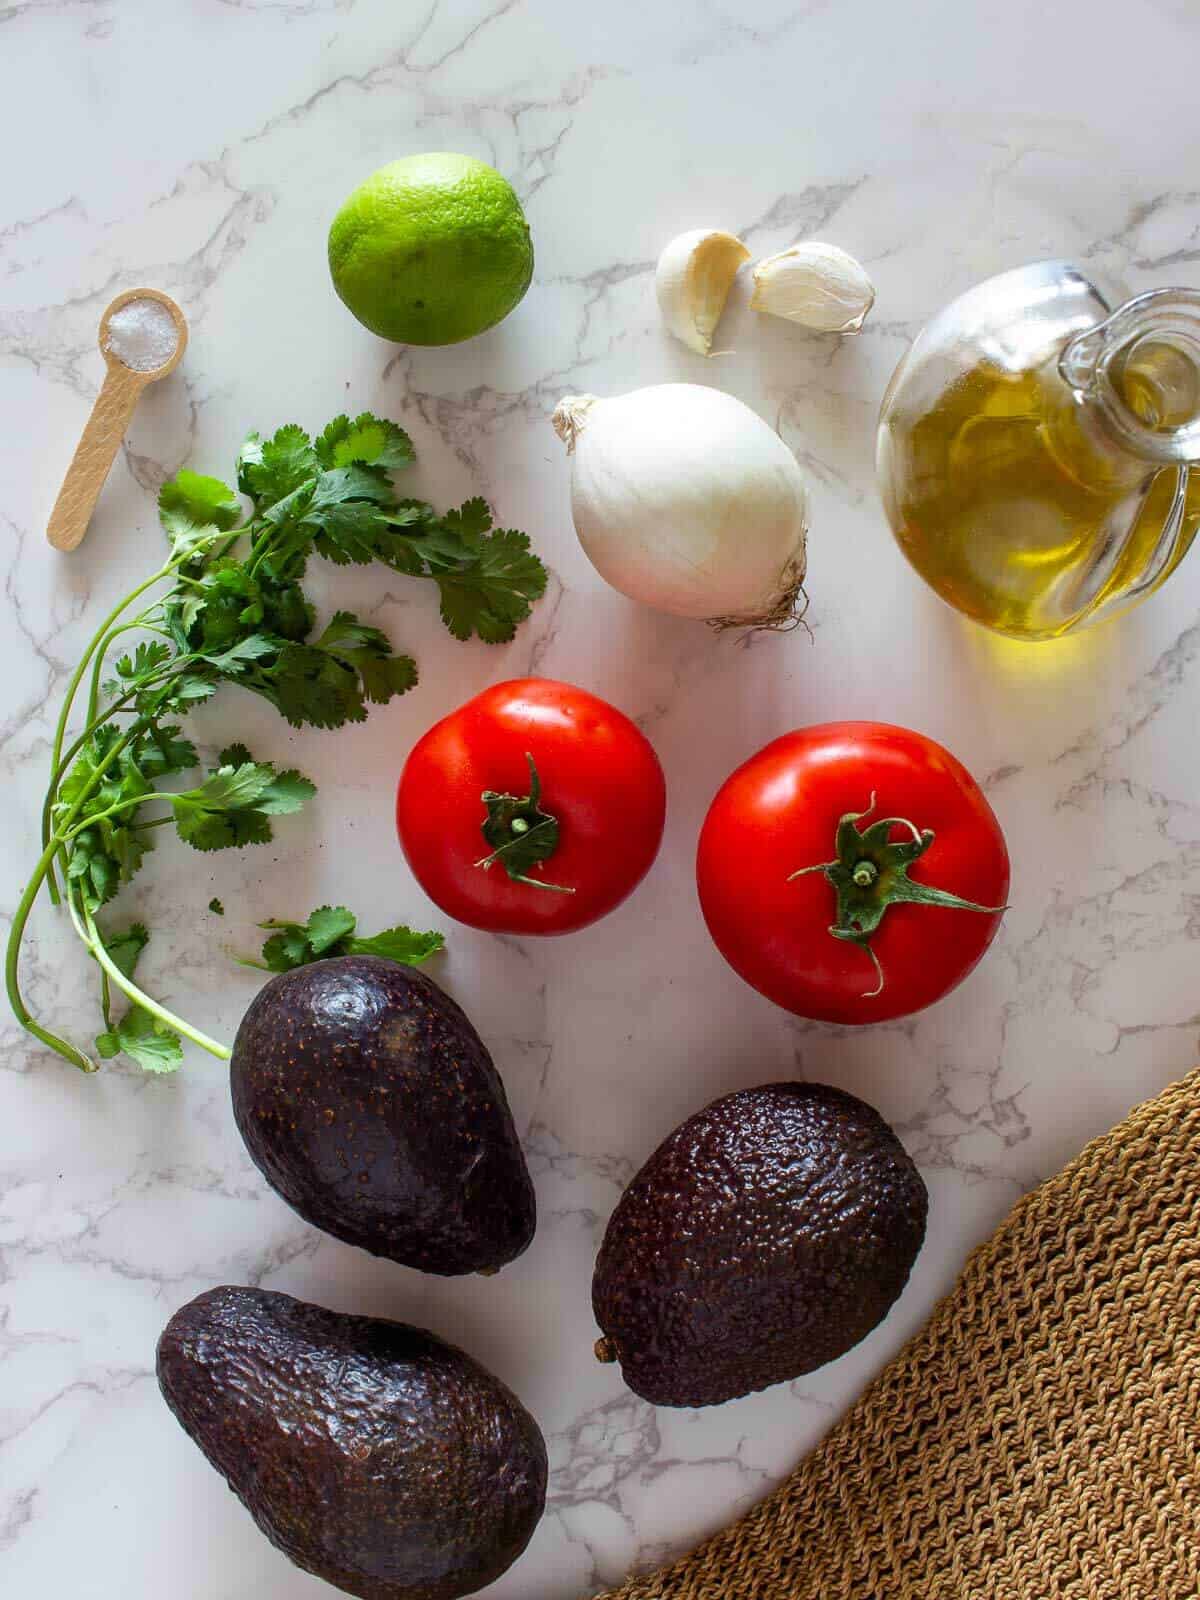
[788,794,1007,998]
[476,752,575,895]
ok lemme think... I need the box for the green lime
[328,153,534,346]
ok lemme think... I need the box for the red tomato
[397,678,666,936]
[696,722,1009,1025]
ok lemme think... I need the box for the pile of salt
[104,298,179,373]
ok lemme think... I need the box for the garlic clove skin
[655,230,751,356]
[750,242,875,334]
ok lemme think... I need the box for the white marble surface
[4,1,1200,1594]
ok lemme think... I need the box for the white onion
[552,384,809,628]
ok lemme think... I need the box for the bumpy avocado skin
[592,1082,928,1407]
[157,1286,548,1600]
[231,956,535,1275]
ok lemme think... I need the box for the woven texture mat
[601,1067,1200,1600]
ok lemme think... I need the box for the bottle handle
[1150,460,1190,581]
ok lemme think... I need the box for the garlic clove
[750,242,875,334]
[655,229,751,356]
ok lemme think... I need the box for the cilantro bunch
[7,412,545,1074]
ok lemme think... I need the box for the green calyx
[476,753,575,894]
[788,795,1006,998]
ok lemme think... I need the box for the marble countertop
[5,1,1200,1595]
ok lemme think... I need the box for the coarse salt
[105,298,179,373]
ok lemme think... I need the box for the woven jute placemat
[600,1067,1200,1600]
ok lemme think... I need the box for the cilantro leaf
[170,560,263,655]
[170,754,315,852]
[301,905,357,953]
[150,673,217,716]
[108,639,172,689]
[348,926,446,964]
[237,424,319,508]
[158,471,242,552]
[252,641,368,729]
[432,523,549,643]
[179,762,278,812]
[300,466,399,566]
[208,898,225,916]
[198,633,280,676]
[311,465,397,508]
[135,725,197,779]
[246,611,416,728]
[239,905,443,973]
[312,611,418,705]
[182,809,273,852]
[258,925,313,972]
[96,1005,183,1073]
[313,614,391,657]
[67,834,120,909]
[260,576,314,641]
[259,478,318,530]
[56,733,159,910]
[357,652,420,704]
[255,768,317,815]
[308,498,393,567]
[439,496,494,544]
[315,413,415,472]
[99,921,149,981]
[380,498,548,642]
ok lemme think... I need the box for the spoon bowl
[98,287,187,379]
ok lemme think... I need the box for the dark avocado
[157,1286,547,1600]
[231,955,535,1275]
[592,1081,927,1407]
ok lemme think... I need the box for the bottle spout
[1113,331,1200,430]
[1061,287,1200,465]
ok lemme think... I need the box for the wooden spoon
[46,288,188,553]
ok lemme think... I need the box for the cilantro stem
[84,616,169,729]
[6,838,99,1073]
[99,966,114,1034]
[59,793,169,842]
[45,560,184,904]
[41,686,141,881]
[243,518,282,580]
[42,652,208,896]
[48,563,177,808]
[76,898,231,1062]
[9,716,155,1069]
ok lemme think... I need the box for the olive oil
[881,351,1200,641]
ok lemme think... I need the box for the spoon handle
[47,362,148,552]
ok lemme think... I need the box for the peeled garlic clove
[655,229,750,356]
[750,242,875,334]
